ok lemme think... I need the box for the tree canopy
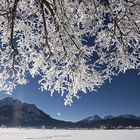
[0,0,140,105]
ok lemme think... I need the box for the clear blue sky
[0,69,140,122]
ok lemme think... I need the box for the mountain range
[0,97,73,128]
[0,97,140,129]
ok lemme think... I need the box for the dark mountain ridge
[0,97,140,129]
[0,97,74,128]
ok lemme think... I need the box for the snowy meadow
[0,128,140,140]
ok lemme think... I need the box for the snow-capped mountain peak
[82,115,102,122]
[104,115,114,119]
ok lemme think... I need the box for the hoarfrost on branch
[0,0,140,105]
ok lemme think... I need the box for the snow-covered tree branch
[0,0,140,105]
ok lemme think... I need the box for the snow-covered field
[0,128,140,140]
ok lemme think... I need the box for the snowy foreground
[0,128,140,140]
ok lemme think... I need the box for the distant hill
[79,115,102,122]
[76,114,140,129]
[0,97,140,129]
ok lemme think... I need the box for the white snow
[0,128,140,140]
